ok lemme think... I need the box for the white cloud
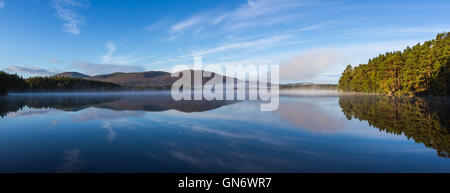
[5,66,59,76]
[51,0,88,35]
[280,49,349,81]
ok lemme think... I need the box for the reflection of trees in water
[0,95,120,117]
[339,95,450,158]
[0,93,238,117]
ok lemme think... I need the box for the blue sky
[0,0,449,83]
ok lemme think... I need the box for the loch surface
[0,91,449,172]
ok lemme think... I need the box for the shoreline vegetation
[338,32,449,96]
[1,70,338,96]
[0,72,122,96]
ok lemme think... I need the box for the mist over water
[0,91,449,172]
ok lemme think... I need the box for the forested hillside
[338,32,449,95]
[0,71,121,95]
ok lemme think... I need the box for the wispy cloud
[101,41,153,65]
[168,0,306,35]
[190,35,288,56]
[5,66,59,76]
[51,0,88,35]
[170,14,205,33]
[66,41,152,75]
[231,0,305,20]
[146,17,174,32]
[101,41,117,63]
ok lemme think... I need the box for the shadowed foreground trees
[0,71,121,94]
[339,32,450,95]
[339,95,450,158]
[0,71,28,95]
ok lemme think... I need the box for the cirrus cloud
[51,0,88,35]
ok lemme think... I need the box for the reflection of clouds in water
[161,103,280,124]
[102,121,116,142]
[7,109,56,117]
[168,96,349,135]
[168,147,277,172]
[155,121,328,172]
[171,151,205,168]
[280,89,339,97]
[49,120,59,129]
[71,107,145,122]
[276,99,348,134]
[69,108,148,142]
[188,125,287,146]
[167,144,326,172]
[99,119,149,142]
[57,149,84,172]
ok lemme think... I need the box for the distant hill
[85,70,235,89]
[53,72,90,78]
[280,83,338,90]
[59,71,336,90]
[86,71,172,87]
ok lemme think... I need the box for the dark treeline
[0,71,28,95]
[339,95,450,158]
[338,32,450,95]
[0,71,121,95]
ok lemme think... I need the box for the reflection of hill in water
[339,95,450,158]
[93,94,238,112]
[0,93,238,117]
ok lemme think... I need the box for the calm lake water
[0,91,449,172]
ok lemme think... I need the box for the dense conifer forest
[0,71,121,95]
[338,32,449,95]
